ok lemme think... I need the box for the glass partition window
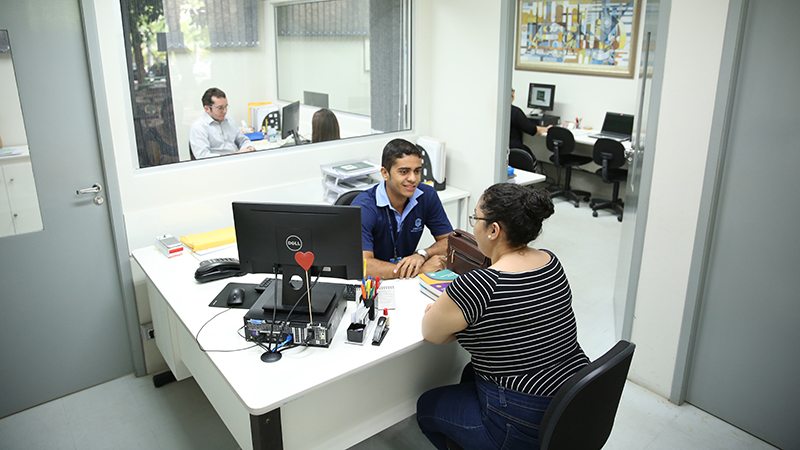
[275,0,370,116]
[0,30,44,238]
[121,0,410,169]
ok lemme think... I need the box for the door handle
[76,183,102,195]
[624,148,635,163]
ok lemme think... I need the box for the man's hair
[202,87,226,108]
[381,138,422,170]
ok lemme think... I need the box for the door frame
[670,0,746,404]
[616,0,673,342]
[80,0,146,377]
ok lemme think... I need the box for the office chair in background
[509,148,538,173]
[538,340,636,450]
[334,190,363,206]
[545,127,592,207]
[189,141,196,160]
[590,138,628,222]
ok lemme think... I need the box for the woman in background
[311,108,340,143]
[417,183,588,450]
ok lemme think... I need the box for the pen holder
[364,293,377,321]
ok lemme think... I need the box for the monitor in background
[280,100,301,144]
[589,112,635,141]
[233,202,362,314]
[303,90,329,109]
[527,83,556,112]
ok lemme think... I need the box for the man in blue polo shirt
[352,139,453,279]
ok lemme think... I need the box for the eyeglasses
[212,105,228,111]
[468,214,491,228]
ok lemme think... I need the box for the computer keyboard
[254,277,274,293]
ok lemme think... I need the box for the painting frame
[515,0,641,78]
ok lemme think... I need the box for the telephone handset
[194,257,245,283]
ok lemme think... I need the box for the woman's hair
[479,183,555,248]
[311,108,341,143]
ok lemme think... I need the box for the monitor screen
[233,202,362,311]
[281,101,300,141]
[527,83,556,112]
[602,112,635,135]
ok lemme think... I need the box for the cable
[283,270,322,324]
[195,311,260,353]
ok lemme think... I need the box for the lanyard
[386,207,400,263]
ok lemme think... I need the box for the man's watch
[415,249,429,260]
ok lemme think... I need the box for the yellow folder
[180,226,236,252]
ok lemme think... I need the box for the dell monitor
[233,202,362,314]
[280,101,301,144]
[527,83,556,112]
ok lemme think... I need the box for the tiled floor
[0,199,778,450]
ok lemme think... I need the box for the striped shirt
[446,250,589,396]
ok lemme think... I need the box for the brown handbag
[446,229,491,275]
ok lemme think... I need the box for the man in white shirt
[189,88,256,159]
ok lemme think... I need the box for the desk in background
[133,246,468,450]
[525,128,632,172]
[509,169,546,186]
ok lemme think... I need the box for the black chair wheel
[574,202,580,208]
[592,211,598,217]
[584,196,591,202]
[618,215,623,222]
[590,201,596,208]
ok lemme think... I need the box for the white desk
[540,128,632,148]
[133,246,469,450]
[508,169,546,186]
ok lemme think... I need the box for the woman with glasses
[417,183,589,450]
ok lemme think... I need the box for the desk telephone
[194,257,245,283]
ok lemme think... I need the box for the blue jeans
[417,365,553,450]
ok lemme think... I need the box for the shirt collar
[376,180,424,221]
[203,111,222,125]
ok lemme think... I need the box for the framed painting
[515,0,641,78]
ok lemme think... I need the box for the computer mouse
[227,287,245,306]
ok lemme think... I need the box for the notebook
[589,112,634,141]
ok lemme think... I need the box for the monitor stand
[257,277,344,315]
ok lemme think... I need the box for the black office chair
[545,127,592,207]
[538,340,636,450]
[590,139,628,222]
[189,141,197,160]
[509,148,537,172]
[334,190,363,206]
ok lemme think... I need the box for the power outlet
[140,322,155,341]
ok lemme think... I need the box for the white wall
[628,0,731,398]
[511,72,639,131]
[416,0,502,207]
[277,36,371,115]
[0,55,27,147]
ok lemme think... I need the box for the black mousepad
[209,282,259,309]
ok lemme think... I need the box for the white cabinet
[0,150,43,237]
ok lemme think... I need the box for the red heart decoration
[294,251,315,271]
